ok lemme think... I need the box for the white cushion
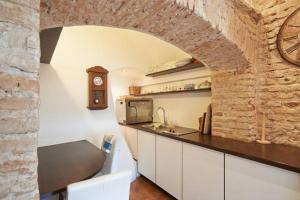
[67,170,131,200]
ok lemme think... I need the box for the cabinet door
[156,135,182,199]
[225,154,300,200]
[137,130,156,183]
[182,143,224,200]
[124,127,138,160]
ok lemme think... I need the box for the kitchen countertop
[120,123,300,174]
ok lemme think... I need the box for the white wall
[136,67,211,129]
[39,26,193,177]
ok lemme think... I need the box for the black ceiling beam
[40,27,63,64]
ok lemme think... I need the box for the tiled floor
[130,176,176,200]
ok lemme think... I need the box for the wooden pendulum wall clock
[277,7,300,66]
[86,66,109,110]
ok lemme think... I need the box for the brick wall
[0,0,40,199]
[258,1,300,147]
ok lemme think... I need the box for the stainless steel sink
[141,123,165,129]
[141,123,170,132]
[141,123,198,136]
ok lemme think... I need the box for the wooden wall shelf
[146,62,205,77]
[134,88,211,96]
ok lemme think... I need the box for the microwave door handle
[131,106,138,122]
[128,101,140,122]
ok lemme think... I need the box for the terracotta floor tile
[130,176,176,200]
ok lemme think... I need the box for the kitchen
[2,1,300,200]
[116,66,300,200]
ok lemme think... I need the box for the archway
[40,0,264,143]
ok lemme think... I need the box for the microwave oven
[116,98,153,124]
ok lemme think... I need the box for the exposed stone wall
[257,0,300,147]
[0,0,40,199]
[211,67,258,142]
[199,0,268,142]
[193,0,300,146]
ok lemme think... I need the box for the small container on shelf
[184,83,195,90]
[129,86,141,95]
[199,80,211,88]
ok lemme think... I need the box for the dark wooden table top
[121,123,300,174]
[38,140,105,195]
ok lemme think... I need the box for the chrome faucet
[157,106,167,125]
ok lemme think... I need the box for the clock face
[93,76,103,86]
[277,7,300,66]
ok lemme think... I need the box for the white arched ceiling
[51,26,191,74]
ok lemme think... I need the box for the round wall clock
[93,76,103,86]
[277,7,300,66]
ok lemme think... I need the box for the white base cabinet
[127,125,300,200]
[225,154,300,200]
[156,135,182,200]
[183,143,224,200]
[137,130,156,183]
